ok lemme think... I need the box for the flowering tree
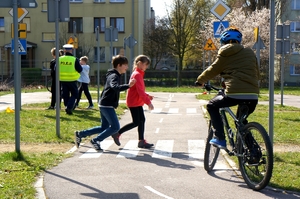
[200,7,270,86]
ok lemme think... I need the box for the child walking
[47,47,63,109]
[75,56,94,109]
[74,55,136,150]
[112,55,154,149]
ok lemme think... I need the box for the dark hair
[112,55,128,68]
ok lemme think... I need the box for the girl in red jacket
[112,55,154,148]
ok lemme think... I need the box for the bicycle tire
[238,122,273,191]
[46,79,52,92]
[204,121,220,172]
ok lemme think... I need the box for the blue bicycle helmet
[220,27,242,44]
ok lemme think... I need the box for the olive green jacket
[196,43,259,96]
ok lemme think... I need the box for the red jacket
[126,68,151,107]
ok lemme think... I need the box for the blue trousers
[79,107,120,142]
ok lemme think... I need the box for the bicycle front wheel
[238,122,273,191]
[204,121,220,172]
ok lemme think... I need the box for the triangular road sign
[67,37,74,44]
[204,38,217,50]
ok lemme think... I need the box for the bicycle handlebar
[203,84,223,92]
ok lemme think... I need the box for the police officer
[59,44,82,115]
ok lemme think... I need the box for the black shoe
[74,131,81,148]
[90,139,102,151]
[138,140,154,149]
[111,133,121,146]
[65,109,73,115]
[47,106,54,110]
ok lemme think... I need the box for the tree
[161,0,211,86]
[143,17,172,70]
[226,0,270,11]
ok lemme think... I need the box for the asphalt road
[40,92,300,199]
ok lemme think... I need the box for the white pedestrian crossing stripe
[149,108,202,115]
[79,140,114,158]
[152,140,174,158]
[79,139,206,160]
[188,140,205,159]
[168,108,179,114]
[117,140,140,158]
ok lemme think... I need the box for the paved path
[1,92,300,112]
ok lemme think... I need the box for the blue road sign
[11,39,27,55]
[213,21,229,38]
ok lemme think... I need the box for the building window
[94,17,106,32]
[41,2,47,11]
[42,32,55,42]
[69,17,83,33]
[94,47,105,62]
[70,0,83,2]
[291,0,300,10]
[291,43,300,54]
[290,64,300,75]
[110,0,125,2]
[22,17,31,32]
[113,47,123,56]
[290,22,300,32]
[94,0,105,2]
[0,47,3,61]
[110,17,124,32]
[0,17,4,31]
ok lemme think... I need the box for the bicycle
[202,84,273,191]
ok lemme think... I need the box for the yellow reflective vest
[59,56,80,81]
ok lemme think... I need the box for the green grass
[0,102,127,198]
[1,86,300,197]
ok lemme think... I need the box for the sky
[150,0,172,18]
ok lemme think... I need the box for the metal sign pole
[73,21,76,57]
[269,0,275,145]
[96,26,100,103]
[13,0,20,153]
[55,0,61,137]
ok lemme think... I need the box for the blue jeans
[79,107,120,142]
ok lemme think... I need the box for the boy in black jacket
[74,55,136,150]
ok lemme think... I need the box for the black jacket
[100,69,130,108]
[50,59,57,79]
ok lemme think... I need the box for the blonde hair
[133,55,151,70]
[50,48,63,57]
[80,56,89,63]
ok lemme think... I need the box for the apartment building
[0,0,152,80]
[278,0,300,85]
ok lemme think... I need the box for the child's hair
[80,56,88,63]
[51,48,64,57]
[133,55,151,70]
[112,55,128,68]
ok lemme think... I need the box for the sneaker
[87,105,94,109]
[90,139,102,151]
[47,106,54,110]
[111,133,121,146]
[209,138,227,149]
[138,140,154,149]
[74,131,81,148]
[65,109,73,115]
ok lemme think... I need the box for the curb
[35,145,78,199]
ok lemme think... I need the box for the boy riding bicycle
[195,27,260,152]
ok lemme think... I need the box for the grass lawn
[0,86,300,198]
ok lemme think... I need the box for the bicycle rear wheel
[46,79,52,92]
[204,121,220,172]
[238,122,273,191]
